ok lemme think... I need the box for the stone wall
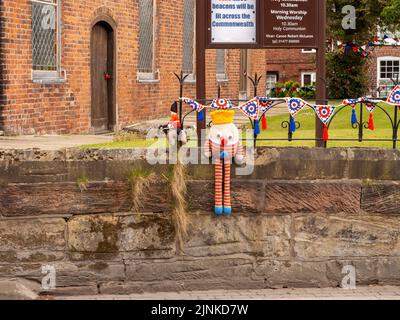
[0,148,399,296]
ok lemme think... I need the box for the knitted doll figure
[204,109,244,216]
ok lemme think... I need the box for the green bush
[269,80,316,100]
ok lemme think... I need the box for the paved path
[0,135,113,150]
[58,286,400,300]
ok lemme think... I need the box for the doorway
[91,21,115,132]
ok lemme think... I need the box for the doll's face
[208,123,240,146]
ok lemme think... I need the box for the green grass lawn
[254,102,397,148]
[81,139,158,149]
[81,102,398,149]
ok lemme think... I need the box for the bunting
[287,98,307,117]
[257,97,274,113]
[314,105,336,125]
[343,98,363,106]
[343,99,361,125]
[181,98,205,113]
[257,97,274,131]
[387,85,400,106]
[211,99,234,110]
[238,98,260,120]
[314,105,336,142]
[180,95,393,138]
[365,102,376,131]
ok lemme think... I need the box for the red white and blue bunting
[238,98,260,120]
[182,97,205,113]
[387,85,400,106]
[257,97,274,113]
[287,98,307,118]
[211,99,234,110]
[181,95,391,140]
[314,105,336,125]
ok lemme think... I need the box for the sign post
[197,0,327,147]
[316,0,327,147]
[196,0,207,145]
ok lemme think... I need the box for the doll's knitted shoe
[214,207,224,216]
[223,207,232,216]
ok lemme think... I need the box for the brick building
[0,0,267,135]
[366,45,400,98]
[264,48,317,94]
[264,44,400,99]
[1,1,397,136]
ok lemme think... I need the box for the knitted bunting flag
[181,98,205,113]
[365,102,376,131]
[342,99,360,126]
[364,98,382,105]
[314,105,336,141]
[288,98,307,117]
[238,98,260,120]
[211,99,234,110]
[258,98,274,131]
[387,85,400,106]
[365,102,376,113]
[257,97,274,113]
[314,105,336,125]
[342,98,363,106]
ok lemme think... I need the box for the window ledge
[32,70,66,85]
[137,79,160,84]
[137,71,159,84]
[217,79,229,84]
[182,74,196,84]
[32,78,66,85]
[184,78,196,84]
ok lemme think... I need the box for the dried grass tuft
[168,162,189,253]
[128,166,156,213]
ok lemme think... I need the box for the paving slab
[56,286,400,301]
[0,135,113,150]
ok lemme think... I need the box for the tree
[327,0,389,43]
[381,0,400,31]
[326,0,391,98]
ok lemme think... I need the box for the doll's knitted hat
[210,110,235,125]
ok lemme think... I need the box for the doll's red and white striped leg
[223,160,232,215]
[214,158,224,215]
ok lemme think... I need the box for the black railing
[174,71,399,149]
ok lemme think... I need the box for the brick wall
[265,48,316,84]
[0,1,267,135]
